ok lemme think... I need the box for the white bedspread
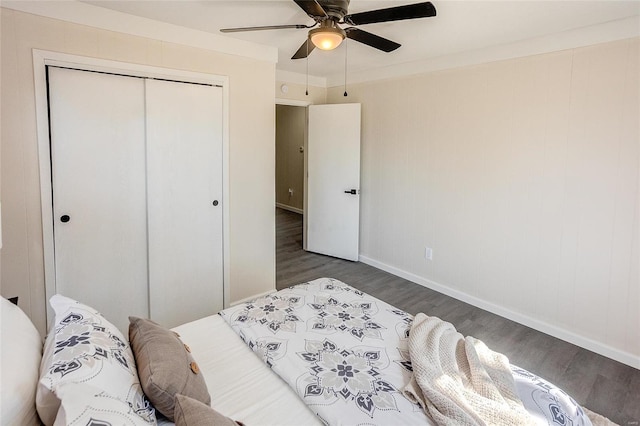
[218,278,592,426]
[160,278,592,426]
[221,278,433,425]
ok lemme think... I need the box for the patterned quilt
[220,278,590,426]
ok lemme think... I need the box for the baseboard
[358,254,640,369]
[230,289,276,307]
[275,203,303,215]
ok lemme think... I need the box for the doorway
[275,100,308,287]
[275,104,306,215]
[274,100,362,289]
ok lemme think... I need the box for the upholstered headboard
[0,296,42,425]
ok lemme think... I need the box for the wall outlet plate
[425,247,433,260]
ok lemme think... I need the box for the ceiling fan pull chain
[306,39,309,96]
[344,38,348,97]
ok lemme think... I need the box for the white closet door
[49,67,148,332]
[145,79,224,328]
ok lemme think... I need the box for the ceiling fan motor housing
[318,0,350,20]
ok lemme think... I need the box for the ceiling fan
[220,0,437,60]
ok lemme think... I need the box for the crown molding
[326,16,640,87]
[1,1,278,64]
[276,69,327,88]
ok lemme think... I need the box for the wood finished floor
[275,208,640,425]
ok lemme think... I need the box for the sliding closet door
[145,79,224,328]
[49,67,148,332]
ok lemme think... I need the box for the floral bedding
[219,278,590,426]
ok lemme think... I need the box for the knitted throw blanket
[402,313,535,426]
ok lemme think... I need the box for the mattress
[165,278,591,426]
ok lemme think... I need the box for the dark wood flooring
[275,208,640,425]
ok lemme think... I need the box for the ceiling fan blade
[291,39,316,59]
[221,24,310,33]
[293,0,327,18]
[343,2,436,26]
[345,28,400,52]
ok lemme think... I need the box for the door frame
[275,98,311,250]
[33,50,231,327]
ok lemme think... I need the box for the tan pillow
[129,317,211,421]
[174,394,241,426]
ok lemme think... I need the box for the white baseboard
[230,289,276,307]
[275,203,303,215]
[359,254,640,369]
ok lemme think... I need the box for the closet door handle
[344,189,357,195]
[60,215,71,223]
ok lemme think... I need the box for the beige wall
[328,38,640,366]
[276,105,305,211]
[0,8,277,334]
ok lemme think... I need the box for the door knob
[344,189,357,195]
[212,200,219,206]
[60,215,70,223]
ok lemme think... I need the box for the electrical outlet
[425,247,433,261]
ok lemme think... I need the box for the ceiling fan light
[310,27,345,51]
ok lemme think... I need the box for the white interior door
[145,79,224,328]
[306,103,361,261]
[49,67,148,332]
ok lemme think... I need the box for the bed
[1,277,598,426]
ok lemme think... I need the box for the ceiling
[84,1,639,83]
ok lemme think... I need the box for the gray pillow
[174,394,241,426]
[129,317,211,421]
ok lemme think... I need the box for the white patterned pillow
[54,383,155,426]
[36,294,156,426]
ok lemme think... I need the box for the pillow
[36,294,155,426]
[0,297,43,426]
[54,383,155,426]
[129,317,211,421]
[174,394,241,426]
